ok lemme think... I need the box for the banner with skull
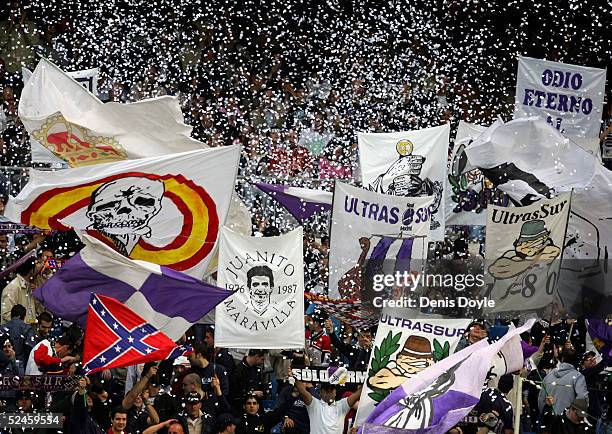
[358,124,449,241]
[5,146,240,278]
[328,181,433,300]
[445,121,510,226]
[215,226,305,349]
[483,192,571,313]
[354,307,469,425]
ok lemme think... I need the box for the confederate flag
[83,293,192,374]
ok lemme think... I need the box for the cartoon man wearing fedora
[489,219,560,280]
[368,335,435,390]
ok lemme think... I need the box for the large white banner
[328,181,433,300]
[484,192,571,313]
[355,308,469,425]
[358,124,450,240]
[6,146,240,278]
[445,121,510,226]
[464,117,612,312]
[514,56,606,152]
[23,66,99,166]
[215,227,305,349]
[20,58,205,167]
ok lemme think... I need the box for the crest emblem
[32,113,128,167]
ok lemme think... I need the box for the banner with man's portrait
[215,227,305,349]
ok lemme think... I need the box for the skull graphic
[86,177,165,255]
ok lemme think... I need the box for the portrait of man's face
[246,266,275,315]
[250,275,272,303]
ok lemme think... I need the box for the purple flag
[36,234,232,340]
[394,238,414,274]
[588,319,612,357]
[361,320,535,433]
[521,340,538,360]
[255,182,332,221]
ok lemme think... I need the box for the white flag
[215,227,305,349]
[484,192,571,312]
[19,58,205,167]
[328,181,433,300]
[358,124,450,240]
[23,66,98,167]
[514,56,606,153]
[6,146,240,278]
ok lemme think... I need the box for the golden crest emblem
[32,113,128,167]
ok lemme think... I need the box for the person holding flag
[25,329,79,375]
[288,367,362,434]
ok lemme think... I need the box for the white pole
[513,374,523,433]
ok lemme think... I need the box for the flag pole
[512,374,523,433]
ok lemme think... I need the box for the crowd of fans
[0,229,609,433]
[0,0,609,228]
[0,277,608,434]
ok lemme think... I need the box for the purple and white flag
[361,319,535,433]
[36,234,232,340]
[328,181,433,300]
[355,310,469,426]
[255,182,332,222]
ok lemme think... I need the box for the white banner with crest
[358,124,450,240]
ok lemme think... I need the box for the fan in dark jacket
[69,377,105,434]
[324,320,372,371]
[1,304,35,374]
[540,397,595,434]
[236,394,295,434]
[229,350,266,410]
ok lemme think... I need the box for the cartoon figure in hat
[368,335,435,390]
[489,219,561,281]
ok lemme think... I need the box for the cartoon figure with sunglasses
[246,265,277,316]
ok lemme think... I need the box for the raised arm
[289,368,313,405]
[143,389,160,425]
[325,319,350,356]
[122,365,158,409]
[347,385,362,408]
[142,419,179,434]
